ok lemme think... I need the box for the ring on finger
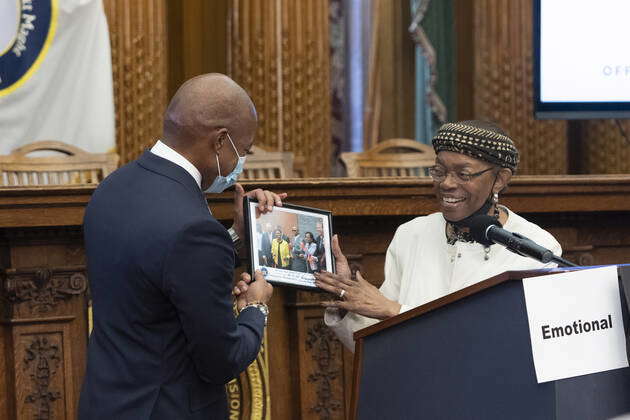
[339,289,346,299]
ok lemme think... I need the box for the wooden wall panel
[103,0,168,165]
[167,0,229,98]
[455,0,475,121]
[228,0,332,178]
[1,248,88,420]
[581,120,630,174]
[470,0,567,175]
[372,0,416,145]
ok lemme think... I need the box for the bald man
[79,74,283,419]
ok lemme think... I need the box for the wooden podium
[351,268,630,420]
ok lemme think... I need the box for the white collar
[150,140,202,189]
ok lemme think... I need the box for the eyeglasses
[428,166,495,183]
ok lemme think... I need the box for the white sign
[523,266,629,383]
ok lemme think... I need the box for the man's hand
[232,184,287,240]
[233,270,273,311]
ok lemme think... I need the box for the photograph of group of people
[247,201,332,288]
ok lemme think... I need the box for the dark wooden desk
[1,176,630,419]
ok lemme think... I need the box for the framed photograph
[244,197,334,290]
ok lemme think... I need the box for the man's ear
[493,168,513,194]
[212,128,229,152]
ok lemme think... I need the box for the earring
[493,192,500,219]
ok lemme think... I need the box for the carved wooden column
[469,0,568,175]
[102,0,168,165]
[294,305,346,419]
[228,0,332,178]
[0,228,88,420]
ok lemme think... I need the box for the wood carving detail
[306,322,342,420]
[4,269,87,313]
[23,336,62,420]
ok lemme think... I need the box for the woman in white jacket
[315,120,562,351]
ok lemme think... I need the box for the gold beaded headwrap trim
[431,122,520,171]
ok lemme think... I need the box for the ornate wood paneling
[470,0,567,175]
[4,268,87,317]
[103,0,168,165]
[19,333,65,420]
[1,262,88,420]
[581,120,630,174]
[167,0,230,98]
[228,0,332,178]
[293,306,350,420]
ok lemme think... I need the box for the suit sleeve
[163,219,265,385]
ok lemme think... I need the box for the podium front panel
[356,279,630,420]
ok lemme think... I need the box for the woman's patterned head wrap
[431,121,519,171]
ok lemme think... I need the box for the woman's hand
[314,235,401,320]
[316,271,400,320]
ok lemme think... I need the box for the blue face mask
[205,133,247,193]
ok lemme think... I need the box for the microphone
[467,215,556,264]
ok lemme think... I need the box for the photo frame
[244,197,334,290]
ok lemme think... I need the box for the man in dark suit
[314,221,327,272]
[260,222,273,266]
[79,74,284,420]
[289,226,306,272]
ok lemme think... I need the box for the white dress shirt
[150,140,202,189]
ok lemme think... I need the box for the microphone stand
[468,215,580,268]
[550,255,579,268]
[507,232,578,268]
[485,226,579,268]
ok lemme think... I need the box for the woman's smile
[441,195,466,205]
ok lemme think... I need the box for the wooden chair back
[0,141,119,186]
[241,145,294,180]
[341,138,436,177]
